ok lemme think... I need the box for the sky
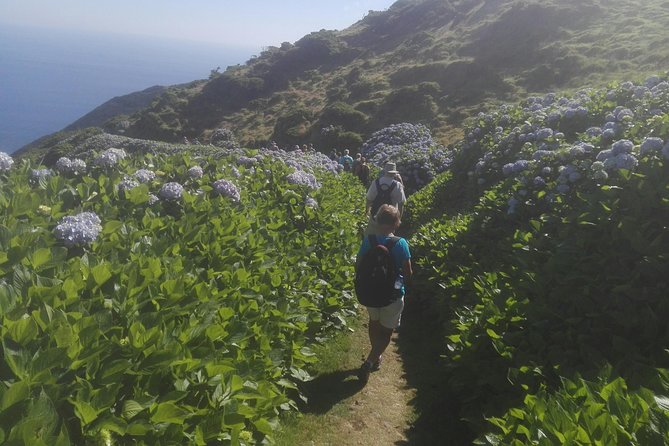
[0,0,397,50]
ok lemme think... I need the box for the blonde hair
[376,204,400,227]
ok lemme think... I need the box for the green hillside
[85,0,669,148]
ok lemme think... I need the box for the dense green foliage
[408,76,669,443]
[0,151,363,444]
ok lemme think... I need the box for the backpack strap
[368,234,379,247]
[384,236,400,251]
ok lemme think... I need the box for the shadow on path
[299,368,365,415]
[394,290,476,445]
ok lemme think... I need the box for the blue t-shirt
[357,235,411,296]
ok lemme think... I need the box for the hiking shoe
[357,361,373,383]
[371,356,382,372]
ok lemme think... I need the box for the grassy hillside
[20,0,669,157]
[104,0,669,149]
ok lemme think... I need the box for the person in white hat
[364,161,406,235]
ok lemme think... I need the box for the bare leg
[366,319,393,364]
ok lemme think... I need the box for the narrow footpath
[277,320,417,445]
[276,292,474,446]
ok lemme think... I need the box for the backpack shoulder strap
[368,234,379,247]
[384,236,400,251]
[388,181,397,193]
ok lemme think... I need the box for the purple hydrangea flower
[611,139,634,155]
[134,169,156,183]
[305,197,319,208]
[159,182,184,200]
[213,179,241,202]
[285,170,320,189]
[640,137,664,156]
[54,212,102,247]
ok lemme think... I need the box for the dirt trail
[292,325,417,446]
[334,330,415,445]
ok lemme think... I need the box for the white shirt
[366,175,405,208]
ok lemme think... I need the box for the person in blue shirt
[355,204,412,383]
[338,149,354,172]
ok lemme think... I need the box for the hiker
[357,156,370,186]
[338,149,354,172]
[355,204,412,383]
[365,161,406,235]
[352,153,362,176]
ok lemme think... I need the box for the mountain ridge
[18,0,669,157]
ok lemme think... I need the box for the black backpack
[370,179,397,217]
[355,235,400,307]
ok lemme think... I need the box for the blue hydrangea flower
[611,139,634,155]
[30,168,52,184]
[148,194,160,205]
[640,137,664,156]
[237,156,258,167]
[159,182,184,200]
[285,170,320,189]
[134,169,156,183]
[54,212,102,247]
[0,152,13,172]
[213,179,241,202]
[94,148,127,168]
[55,157,73,174]
[305,197,318,208]
[593,169,608,181]
[118,177,139,192]
[188,166,204,179]
[536,128,554,141]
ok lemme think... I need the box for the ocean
[0,24,254,152]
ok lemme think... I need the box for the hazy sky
[1,0,397,49]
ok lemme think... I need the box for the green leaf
[150,402,192,424]
[71,400,101,425]
[102,220,124,235]
[122,400,146,420]
[7,316,39,345]
[653,395,669,411]
[30,248,51,270]
[1,380,30,410]
[91,263,112,286]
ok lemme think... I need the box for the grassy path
[276,291,475,445]
[275,313,417,445]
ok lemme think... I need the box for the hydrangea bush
[361,123,452,194]
[0,147,364,444]
[410,73,669,445]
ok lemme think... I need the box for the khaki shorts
[366,297,405,329]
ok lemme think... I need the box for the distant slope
[63,85,168,131]
[20,0,669,156]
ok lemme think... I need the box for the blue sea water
[0,25,254,152]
